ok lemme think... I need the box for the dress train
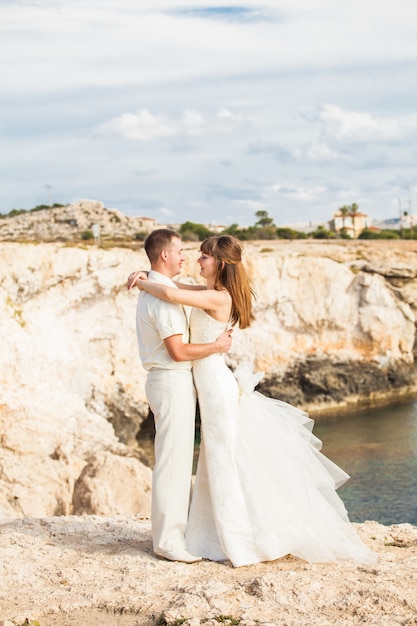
[185,308,375,567]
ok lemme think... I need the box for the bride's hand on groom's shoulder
[127,270,149,290]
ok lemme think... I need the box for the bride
[132,234,375,567]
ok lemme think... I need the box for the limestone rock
[1,239,417,520]
[0,516,416,625]
[0,199,154,242]
[72,451,152,516]
[240,251,415,371]
[0,403,77,518]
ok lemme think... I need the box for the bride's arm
[127,273,205,291]
[174,280,206,291]
[136,278,227,311]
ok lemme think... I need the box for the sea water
[314,401,417,525]
[137,400,417,525]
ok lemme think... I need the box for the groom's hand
[127,270,149,290]
[216,329,233,353]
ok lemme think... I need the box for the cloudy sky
[1,0,416,227]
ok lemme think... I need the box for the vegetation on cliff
[2,201,416,242]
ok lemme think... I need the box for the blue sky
[1,0,416,227]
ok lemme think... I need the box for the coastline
[256,356,417,419]
[304,384,417,419]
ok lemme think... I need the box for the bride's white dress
[185,307,375,567]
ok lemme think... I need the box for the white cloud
[94,109,176,140]
[233,199,266,212]
[287,106,417,167]
[182,109,206,136]
[319,105,402,143]
[265,184,327,202]
[217,108,234,119]
[293,142,339,163]
[1,0,417,224]
[94,107,246,140]
[158,207,174,217]
[2,0,417,95]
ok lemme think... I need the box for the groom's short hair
[145,228,181,263]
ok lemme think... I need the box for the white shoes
[155,548,202,563]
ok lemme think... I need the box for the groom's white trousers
[145,368,197,554]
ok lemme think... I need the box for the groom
[128,229,232,563]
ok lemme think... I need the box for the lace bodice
[189,307,228,345]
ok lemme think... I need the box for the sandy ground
[0,515,416,626]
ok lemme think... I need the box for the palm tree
[349,202,359,238]
[338,205,350,232]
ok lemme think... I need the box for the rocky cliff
[1,237,417,520]
[0,199,152,242]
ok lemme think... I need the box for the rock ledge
[0,515,416,626]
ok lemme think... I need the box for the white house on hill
[329,210,371,237]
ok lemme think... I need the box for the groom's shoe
[155,548,202,563]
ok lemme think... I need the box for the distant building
[329,210,371,237]
[400,213,417,230]
[135,216,158,233]
[209,223,228,234]
[373,214,417,231]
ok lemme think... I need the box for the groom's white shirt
[136,269,191,371]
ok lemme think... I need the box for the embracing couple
[128,229,375,568]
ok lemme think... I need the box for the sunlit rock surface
[0,516,416,626]
[1,238,417,519]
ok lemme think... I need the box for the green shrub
[30,204,51,212]
[276,227,308,240]
[179,221,214,241]
[309,225,336,239]
[110,211,121,223]
[358,228,400,240]
[134,231,147,241]
[4,208,27,218]
[338,228,351,239]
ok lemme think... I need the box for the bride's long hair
[200,235,255,329]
